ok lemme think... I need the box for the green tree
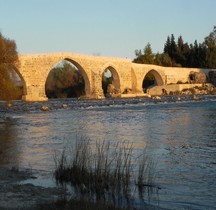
[164,35,177,66]
[0,32,20,100]
[164,35,171,55]
[133,25,215,69]
[195,41,207,68]
[133,43,154,64]
[142,43,154,64]
[160,53,172,67]
[154,52,162,65]
[133,49,144,64]
[174,36,184,66]
[205,26,216,68]
[170,34,177,61]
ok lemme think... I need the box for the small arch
[142,69,163,93]
[101,65,121,97]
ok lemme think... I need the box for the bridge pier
[22,95,48,102]
[22,85,48,102]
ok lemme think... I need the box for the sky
[0,0,215,59]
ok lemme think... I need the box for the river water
[0,96,216,209]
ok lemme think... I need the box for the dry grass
[54,136,157,209]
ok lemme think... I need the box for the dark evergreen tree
[142,43,154,64]
[164,35,171,54]
[205,26,216,68]
[164,34,178,66]
[175,36,190,67]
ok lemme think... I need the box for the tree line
[133,26,216,69]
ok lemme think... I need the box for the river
[0,96,216,209]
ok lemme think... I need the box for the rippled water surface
[0,96,216,209]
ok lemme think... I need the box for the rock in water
[41,105,49,111]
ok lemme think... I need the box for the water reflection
[15,113,57,171]
[0,117,20,166]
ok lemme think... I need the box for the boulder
[41,105,49,111]
[62,104,68,109]
[107,84,120,95]
[123,88,132,94]
[189,72,207,84]
[152,96,161,100]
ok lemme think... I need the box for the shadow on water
[0,115,20,167]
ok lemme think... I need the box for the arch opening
[45,60,88,99]
[142,70,163,93]
[102,66,120,97]
[0,66,25,101]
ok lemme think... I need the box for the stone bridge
[15,52,214,101]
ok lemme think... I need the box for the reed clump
[54,137,157,208]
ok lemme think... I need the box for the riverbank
[0,167,162,210]
[1,94,216,114]
[0,167,65,210]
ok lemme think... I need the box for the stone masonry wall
[17,53,215,101]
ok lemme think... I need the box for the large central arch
[44,57,91,99]
[64,58,91,96]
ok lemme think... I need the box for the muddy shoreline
[0,167,165,210]
[0,167,65,210]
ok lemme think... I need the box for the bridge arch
[45,57,91,98]
[65,58,91,96]
[101,64,121,96]
[142,69,164,92]
[7,65,27,100]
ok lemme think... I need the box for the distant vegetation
[134,26,216,69]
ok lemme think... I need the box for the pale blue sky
[0,0,215,59]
